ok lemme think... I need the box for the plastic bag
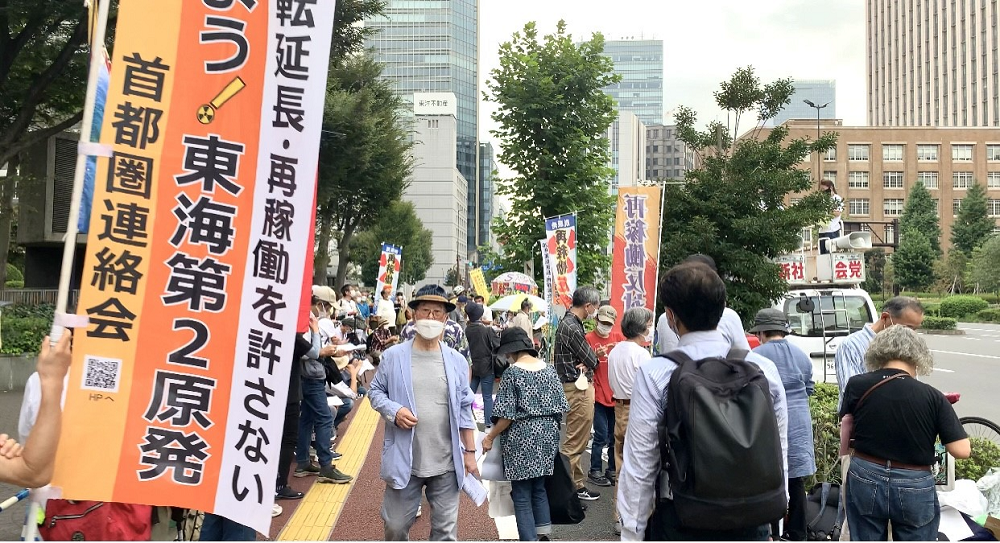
[977,467,1000,517]
[939,479,989,518]
[488,481,514,518]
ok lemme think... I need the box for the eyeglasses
[415,307,446,319]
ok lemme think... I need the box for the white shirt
[656,307,750,355]
[318,317,338,345]
[607,340,651,400]
[617,330,789,541]
[481,306,494,324]
[821,194,845,234]
[376,298,396,324]
[18,373,68,442]
[339,299,358,316]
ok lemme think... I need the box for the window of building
[885,224,896,243]
[990,199,1000,217]
[953,198,963,216]
[988,144,1000,161]
[917,144,939,161]
[989,171,1000,188]
[848,144,870,161]
[652,145,659,152]
[953,171,974,188]
[882,144,905,161]
[823,171,837,183]
[790,197,802,205]
[652,169,659,178]
[849,198,870,216]
[917,171,939,189]
[848,171,870,188]
[883,171,905,189]
[884,198,904,216]
[952,144,974,161]
[824,147,837,161]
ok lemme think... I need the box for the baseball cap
[596,305,617,325]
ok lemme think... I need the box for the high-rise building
[365,0,480,252]
[478,142,498,249]
[600,38,664,125]
[609,111,647,195]
[758,119,1000,248]
[866,0,1000,126]
[772,80,837,125]
[406,95,469,287]
[645,124,696,181]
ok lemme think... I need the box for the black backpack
[657,349,787,531]
[805,482,841,541]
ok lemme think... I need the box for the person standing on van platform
[818,180,844,255]
[751,308,815,541]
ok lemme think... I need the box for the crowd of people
[0,258,973,542]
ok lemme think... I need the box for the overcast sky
[478,0,867,177]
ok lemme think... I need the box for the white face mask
[414,319,445,340]
[587,306,599,320]
[643,326,654,344]
[596,323,613,336]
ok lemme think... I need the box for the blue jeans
[333,396,353,430]
[511,477,552,541]
[590,402,615,474]
[845,457,940,541]
[296,377,334,467]
[470,375,494,425]
[200,513,256,541]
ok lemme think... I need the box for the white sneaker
[272,503,283,517]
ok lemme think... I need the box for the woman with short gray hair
[840,326,970,541]
[606,306,654,534]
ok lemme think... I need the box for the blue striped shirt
[834,324,876,410]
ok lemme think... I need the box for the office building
[407,94,469,286]
[365,0,480,252]
[600,38,664,126]
[645,124,696,181]
[478,142,499,249]
[867,0,1000,126]
[773,80,837,125]
[758,119,1000,248]
[609,111,647,195]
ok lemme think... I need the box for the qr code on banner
[81,355,122,393]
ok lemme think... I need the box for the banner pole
[51,0,113,340]
[652,186,666,317]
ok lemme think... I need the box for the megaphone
[824,232,873,253]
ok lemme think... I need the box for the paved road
[923,323,1000,425]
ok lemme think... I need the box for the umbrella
[490,294,547,313]
[491,271,538,296]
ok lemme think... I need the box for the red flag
[297,178,318,333]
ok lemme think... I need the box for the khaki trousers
[613,401,631,521]
[561,383,596,490]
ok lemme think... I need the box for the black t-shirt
[840,369,967,465]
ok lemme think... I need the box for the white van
[773,286,877,385]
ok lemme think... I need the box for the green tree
[969,236,1000,295]
[352,201,434,287]
[932,250,969,295]
[663,68,836,320]
[474,244,507,284]
[485,21,618,287]
[315,51,413,288]
[861,248,887,295]
[899,181,942,255]
[951,181,995,255]
[894,229,936,291]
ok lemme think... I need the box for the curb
[918,329,966,335]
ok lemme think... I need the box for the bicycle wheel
[960,416,1000,446]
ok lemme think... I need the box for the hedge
[5,264,22,283]
[0,304,54,355]
[956,437,1000,482]
[940,295,990,319]
[920,316,958,330]
[976,308,1000,323]
[809,383,841,486]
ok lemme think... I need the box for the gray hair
[572,286,601,308]
[864,325,935,376]
[883,296,925,318]
[621,307,654,339]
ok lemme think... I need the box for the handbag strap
[855,373,906,411]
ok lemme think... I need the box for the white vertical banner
[215,0,336,534]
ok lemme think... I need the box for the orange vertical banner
[610,186,662,318]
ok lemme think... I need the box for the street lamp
[802,99,830,141]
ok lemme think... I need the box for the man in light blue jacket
[369,284,480,541]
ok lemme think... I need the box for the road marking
[933,368,955,373]
[931,349,1000,360]
[965,337,982,341]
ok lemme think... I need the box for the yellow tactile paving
[277,399,381,541]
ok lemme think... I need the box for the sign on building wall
[413,92,457,116]
[51,0,335,534]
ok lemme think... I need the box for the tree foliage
[969,236,1000,294]
[352,201,434,287]
[894,229,936,291]
[899,181,942,255]
[315,51,413,288]
[485,21,618,288]
[861,248,887,295]
[951,181,995,255]
[664,68,836,320]
[932,250,969,295]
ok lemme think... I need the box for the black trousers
[276,401,300,489]
[646,498,770,541]
[770,477,807,541]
